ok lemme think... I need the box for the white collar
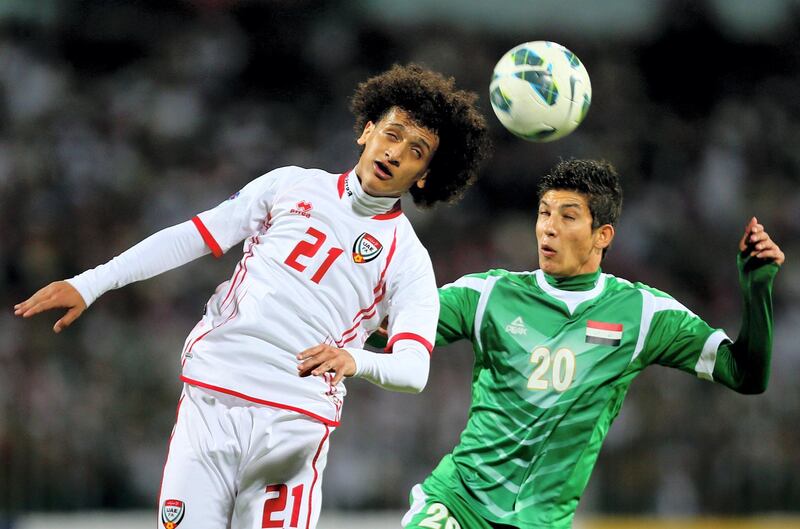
[344,169,401,217]
[533,269,607,315]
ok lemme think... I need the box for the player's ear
[415,171,428,189]
[595,224,615,250]
[357,121,375,146]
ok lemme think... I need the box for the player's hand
[13,281,88,333]
[738,217,785,266]
[296,344,356,385]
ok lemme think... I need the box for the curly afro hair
[350,64,492,207]
[537,159,623,229]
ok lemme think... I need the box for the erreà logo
[352,232,383,263]
[290,200,313,218]
[161,499,185,529]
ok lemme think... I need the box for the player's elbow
[406,376,428,394]
[737,379,769,395]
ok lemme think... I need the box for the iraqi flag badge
[585,320,623,346]
[352,232,383,263]
[161,499,186,529]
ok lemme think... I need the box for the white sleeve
[384,241,438,355]
[192,167,292,255]
[342,239,437,393]
[66,220,209,307]
[345,341,429,393]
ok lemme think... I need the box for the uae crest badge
[352,232,383,263]
[161,499,186,529]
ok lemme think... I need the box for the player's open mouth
[374,161,393,180]
[540,244,556,257]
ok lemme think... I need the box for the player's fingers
[740,217,758,249]
[332,369,346,386]
[296,344,326,360]
[311,360,334,377]
[297,354,326,375]
[14,288,49,315]
[20,294,69,318]
[755,248,785,265]
[749,230,769,244]
[54,306,84,333]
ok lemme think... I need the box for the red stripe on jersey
[220,235,258,312]
[373,229,397,293]
[586,320,623,331]
[191,216,223,258]
[180,376,341,427]
[371,200,403,220]
[182,292,242,366]
[350,283,386,323]
[305,424,331,529]
[385,332,433,355]
[337,171,347,198]
[333,229,398,347]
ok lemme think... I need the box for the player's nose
[384,148,401,167]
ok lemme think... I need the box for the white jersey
[180,166,437,425]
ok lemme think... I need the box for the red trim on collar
[337,171,348,198]
[340,170,404,220]
[371,201,403,220]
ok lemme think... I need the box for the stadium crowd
[1,0,799,520]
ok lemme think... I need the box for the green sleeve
[642,297,726,376]
[712,254,779,393]
[436,275,483,346]
[365,273,485,349]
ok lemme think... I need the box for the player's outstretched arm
[14,281,87,333]
[714,217,784,394]
[13,220,212,333]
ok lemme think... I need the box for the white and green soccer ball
[490,41,592,142]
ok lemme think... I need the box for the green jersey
[424,256,777,528]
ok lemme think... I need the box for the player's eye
[563,215,575,221]
[412,148,422,159]
[386,131,399,140]
[538,210,550,216]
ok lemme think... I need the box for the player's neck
[347,169,401,216]
[543,268,601,291]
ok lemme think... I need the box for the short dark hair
[350,64,491,207]
[537,159,623,229]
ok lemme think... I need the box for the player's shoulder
[602,273,678,304]
[260,165,338,185]
[442,268,527,291]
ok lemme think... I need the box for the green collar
[542,269,602,292]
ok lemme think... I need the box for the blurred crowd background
[1,0,799,522]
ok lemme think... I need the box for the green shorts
[401,479,498,529]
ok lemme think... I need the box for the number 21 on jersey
[284,227,345,284]
[528,346,576,392]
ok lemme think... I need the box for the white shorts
[157,384,334,529]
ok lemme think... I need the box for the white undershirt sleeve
[345,339,430,393]
[66,220,210,307]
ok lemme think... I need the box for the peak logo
[505,316,527,335]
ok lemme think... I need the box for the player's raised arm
[713,217,784,393]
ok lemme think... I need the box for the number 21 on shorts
[262,483,304,528]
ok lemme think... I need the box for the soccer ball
[489,41,592,142]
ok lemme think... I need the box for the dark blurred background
[1,0,799,521]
